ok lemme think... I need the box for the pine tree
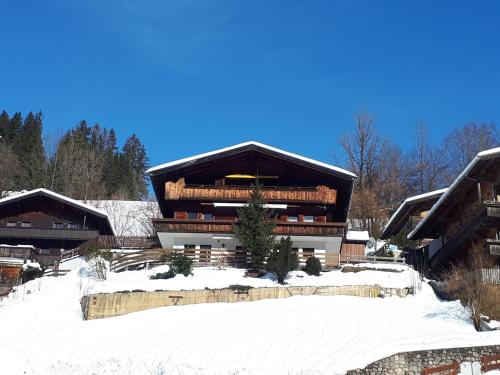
[0,111,10,139]
[233,184,276,270]
[16,111,46,189]
[266,237,298,284]
[122,134,149,199]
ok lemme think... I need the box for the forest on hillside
[340,113,499,243]
[0,110,149,201]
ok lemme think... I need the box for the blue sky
[1,1,499,169]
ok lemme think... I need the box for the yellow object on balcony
[225,174,279,179]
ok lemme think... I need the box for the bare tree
[404,122,448,195]
[443,244,496,330]
[50,137,106,200]
[340,112,407,236]
[340,112,380,191]
[443,122,499,178]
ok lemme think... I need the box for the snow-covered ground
[90,262,419,294]
[0,261,498,375]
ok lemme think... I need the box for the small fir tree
[305,256,322,276]
[233,184,276,270]
[266,236,298,284]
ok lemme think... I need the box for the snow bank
[0,263,498,375]
[90,263,419,294]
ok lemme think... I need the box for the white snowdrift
[0,262,498,375]
[90,262,419,294]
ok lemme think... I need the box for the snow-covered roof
[408,147,500,240]
[345,230,369,242]
[0,244,35,249]
[0,188,116,236]
[147,141,356,179]
[380,188,447,239]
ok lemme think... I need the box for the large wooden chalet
[148,141,356,265]
[408,147,500,273]
[0,189,115,262]
[384,147,500,275]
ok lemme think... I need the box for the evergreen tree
[0,111,10,139]
[15,111,46,189]
[266,237,298,284]
[122,134,149,199]
[233,184,276,270]
[9,112,23,145]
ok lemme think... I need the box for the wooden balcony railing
[164,178,337,204]
[430,201,500,268]
[153,218,346,237]
[0,245,38,260]
[0,227,99,240]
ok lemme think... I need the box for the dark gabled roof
[147,141,356,180]
[408,147,500,240]
[380,189,447,240]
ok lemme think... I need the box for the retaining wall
[346,345,500,375]
[82,284,411,320]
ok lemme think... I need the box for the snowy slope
[0,263,498,375]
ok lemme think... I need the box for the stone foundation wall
[346,345,500,375]
[82,285,411,320]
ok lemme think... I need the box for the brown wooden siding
[153,218,346,237]
[164,178,337,204]
[341,242,366,256]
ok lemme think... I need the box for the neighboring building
[406,148,500,273]
[0,189,115,260]
[148,141,356,265]
[380,189,448,242]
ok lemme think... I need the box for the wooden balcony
[0,227,99,241]
[430,201,500,268]
[485,239,500,256]
[164,178,337,204]
[153,218,346,237]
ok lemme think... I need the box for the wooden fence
[480,268,500,285]
[422,361,459,375]
[110,248,406,272]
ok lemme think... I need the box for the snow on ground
[0,262,499,375]
[90,262,419,294]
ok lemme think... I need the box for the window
[21,221,31,228]
[287,216,298,222]
[199,245,211,262]
[303,216,314,223]
[302,248,315,258]
[6,221,16,227]
[204,213,213,221]
[53,222,64,229]
[68,223,79,229]
[183,244,196,256]
[187,212,198,220]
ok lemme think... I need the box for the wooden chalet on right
[384,147,500,275]
[408,147,500,272]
